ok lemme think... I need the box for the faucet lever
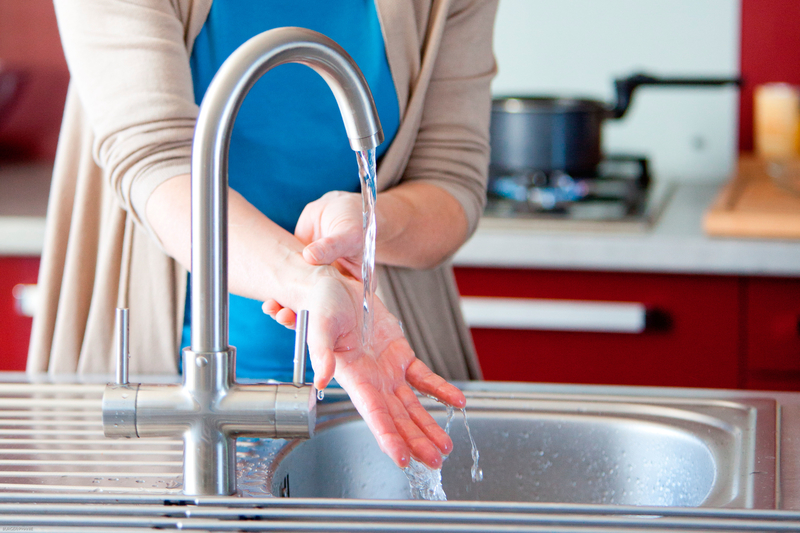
[115,308,130,385]
[293,310,309,386]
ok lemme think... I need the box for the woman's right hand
[295,190,364,279]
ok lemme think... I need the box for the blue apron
[184,1,399,381]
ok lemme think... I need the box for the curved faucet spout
[190,27,384,353]
[103,27,381,497]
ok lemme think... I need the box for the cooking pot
[490,72,742,176]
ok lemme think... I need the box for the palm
[305,274,465,469]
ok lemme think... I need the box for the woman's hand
[264,268,466,469]
[295,191,363,279]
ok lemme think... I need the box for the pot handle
[610,72,742,119]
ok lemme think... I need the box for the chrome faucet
[101,27,383,496]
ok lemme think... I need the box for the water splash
[403,458,446,501]
[236,438,285,497]
[461,408,483,482]
[404,400,483,500]
[444,404,455,435]
[357,149,377,351]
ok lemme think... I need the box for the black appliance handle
[610,72,743,119]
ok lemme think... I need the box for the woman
[28,0,498,470]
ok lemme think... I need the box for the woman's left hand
[295,190,363,279]
[264,270,466,469]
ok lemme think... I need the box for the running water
[404,458,447,501]
[461,407,483,482]
[357,149,377,351]
[404,402,483,500]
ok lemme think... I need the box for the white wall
[491,0,741,182]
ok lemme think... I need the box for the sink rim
[267,388,777,508]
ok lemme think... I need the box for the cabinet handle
[460,296,647,333]
[12,284,38,318]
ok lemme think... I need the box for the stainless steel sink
[0,381,777,509]
[0,378,794,531]
[268,389,777,507]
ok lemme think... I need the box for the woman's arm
[147,173,466,469]
[296,181,467,273]
[55,0,465,470]
[296,0,499,272]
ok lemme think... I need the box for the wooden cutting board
[704,155,800,239]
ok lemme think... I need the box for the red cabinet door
[454,268,742,389]
[0,256,40,370]
[745,277,800,390]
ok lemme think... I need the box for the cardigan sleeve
[401,0,499,238]
[52,0,198,244]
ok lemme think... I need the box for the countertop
[453,181,800,277]
[2,163,800,277]
[0,161,50,256]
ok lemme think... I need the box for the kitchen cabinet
[744,277,800,390]
[455,267,800,391]
[454,267,741,388]
[0,256,39,371]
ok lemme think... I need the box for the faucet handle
[293,310,309,386]
[115,308,130,385]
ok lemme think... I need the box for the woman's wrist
[374,182,467,269]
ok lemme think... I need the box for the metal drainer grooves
[0,383,182,494]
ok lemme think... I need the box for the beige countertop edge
[0,217,46,256]
[453,182,800,277]
[3,182,800,276]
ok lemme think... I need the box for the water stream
[355,150,482,501]
[357,149,377,350]
[404,403,483,500]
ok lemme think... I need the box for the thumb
[303,235,355,266]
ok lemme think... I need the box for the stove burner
[486,155,652,221]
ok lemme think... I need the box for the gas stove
[484,155,673,231]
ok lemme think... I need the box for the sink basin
[0,378,792,531]
[268,389,777,507]
[0,381,777,510]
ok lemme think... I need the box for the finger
[274,307,297,329]
[294,203,316,245]
[306,315,337,391]
[335,258,363,281]
[345,382,411,468]
[304,234,359,267]
[261,299,282,318]
[406,359,467,409]
[383,390,443,469]
[396,385,454,455]
[303,238,334,265]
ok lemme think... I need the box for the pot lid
[492,97,609,114]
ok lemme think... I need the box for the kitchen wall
[491,0,740,183]
[1,1,796,172]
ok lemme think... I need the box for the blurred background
[1,0,799,392]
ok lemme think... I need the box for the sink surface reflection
[269,390,777,507]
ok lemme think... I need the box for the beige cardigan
[28,0,497,380]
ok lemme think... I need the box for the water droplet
[317,389,325,401]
